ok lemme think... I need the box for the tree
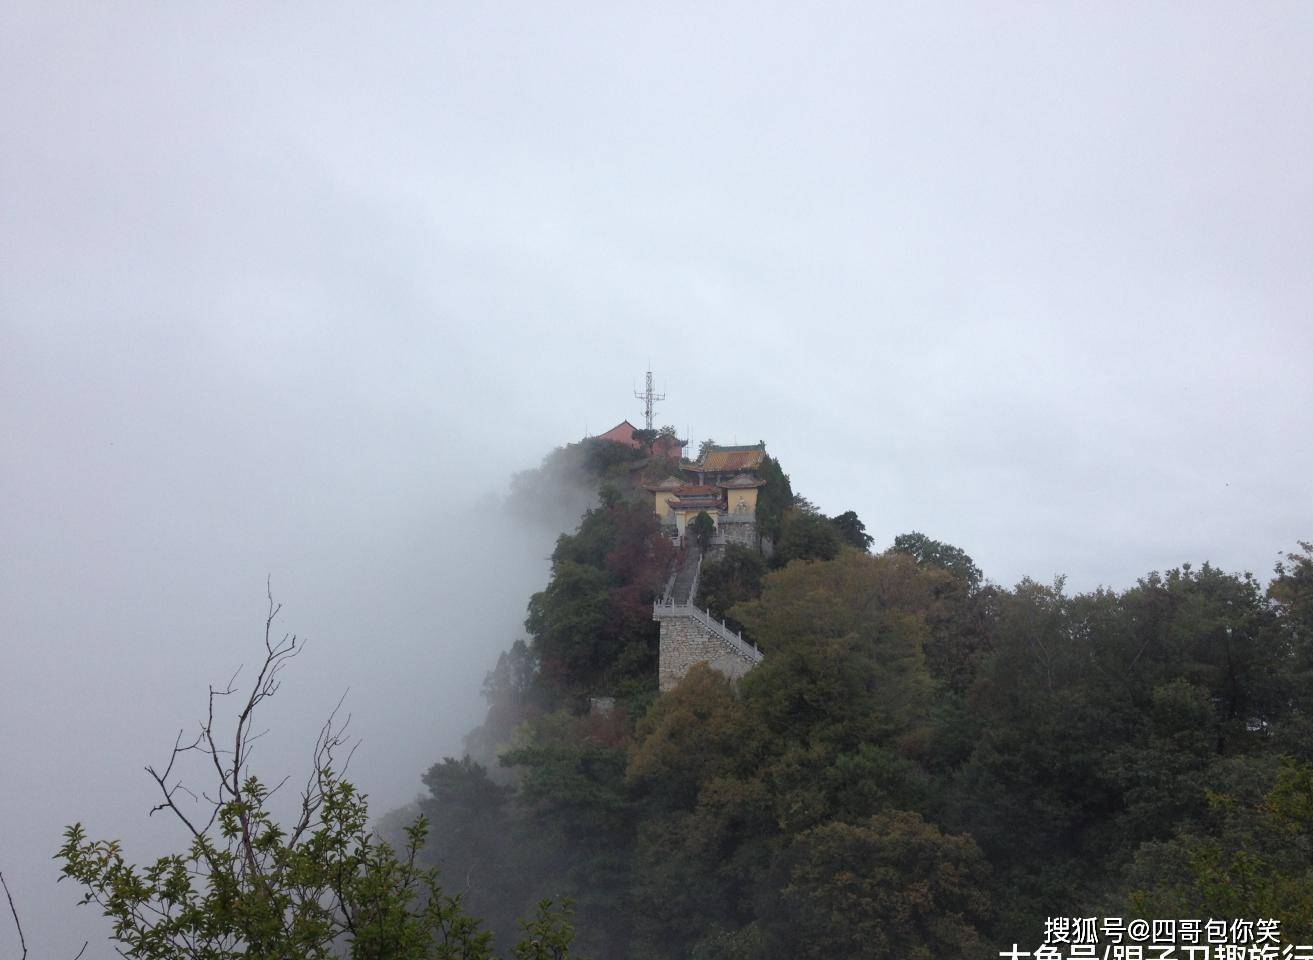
[627,665,757,811]
[752,457,794,543]
[889,532,982,589]
[525,496,672,705]
[735,551,936,759]
[1124,759,1313,941]
[772,509,841,567]
[412,758,521,945]
[498,711,634,959]
[830,510,873,551]
[56,594,577,960]
[696,545,767,631]
[689,511,716,551]
[760,812,991,960]
[465,639,541,770]
[1268,543,1313,759]
[583,435,647,480]
[525,561,613,694]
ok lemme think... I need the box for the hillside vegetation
[395,438,1313,959]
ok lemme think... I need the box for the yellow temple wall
[726,487,758,516]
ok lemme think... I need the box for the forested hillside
[391,438,1313,960]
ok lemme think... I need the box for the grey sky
[3,2,1312,955]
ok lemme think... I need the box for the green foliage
[830,510,873,551]
[526,561,613,691]
[889,531,983,589]
[759,811,991,960]
[514,900,581,960]
[627,665,757,811]
[772,508,841,567]
[689,511,715,551]
[582,436,648,482]
[409,759,526,945]
[466,640,540,768]
[751,456,793,543]
[1099,679,1218,847]
[1269,543,1313,758]
[63,807,433,959]
[499,711,635,959]
[58,785,539,960]
[526,498,672,703]
[736,552,936,759]
[695,546,766,630]
[1272,542,1313,633]
[1125,759,1313,940]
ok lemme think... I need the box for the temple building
[644,443,769,550]
[596,419,645,448]
[594,419,687,461]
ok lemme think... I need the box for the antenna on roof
[633,367,666,431]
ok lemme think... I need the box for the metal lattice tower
[633,369,665,431]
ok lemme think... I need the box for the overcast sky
[3,2,1312,955]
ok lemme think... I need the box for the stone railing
[653,597,764,665]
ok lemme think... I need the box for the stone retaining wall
[657,615,759,692]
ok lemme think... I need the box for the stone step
[669,547,701,604]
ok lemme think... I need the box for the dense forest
[382,438,1313,959]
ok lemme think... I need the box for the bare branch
[1,870,28,960]
[264,774,293,802]
[144,763,206,842]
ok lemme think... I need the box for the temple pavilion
[644,443,768,541]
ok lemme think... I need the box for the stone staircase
[654,547,763,691]
[668,546,701,604]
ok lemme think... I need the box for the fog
[3,2,1312,956]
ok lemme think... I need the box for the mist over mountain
[4,2,1313,957]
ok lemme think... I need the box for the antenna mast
[633,368,665,431]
